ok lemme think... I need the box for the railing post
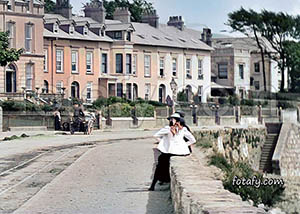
[279,107,283,123]
[235,106,240,124]
[106,105,112,126]
[258,105,262,124]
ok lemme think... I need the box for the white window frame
[126,54,132,74]
[25,63,33,90]
[239,64,244,79]
[132,54,137,75]
[71,50,78,73]
[86,51,93,73]
[44,49,48,73]
[198,59,203,80]
[186,59,192,79]
[56,49,64,73]
[56,81,63,94]
[101,53,108,74]
[53,23,59,34]
[144,55,151,77]
[145,83,151,100]
[159,57,164,77]
[172,58,177,76]
[86,82,92,103]
[7,22,15,48]
[25,23,33,53]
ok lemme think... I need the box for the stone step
[8,126,47,132]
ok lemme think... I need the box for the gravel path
[13,139,174,214]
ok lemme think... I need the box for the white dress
[154,126,196,155]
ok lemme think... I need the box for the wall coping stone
[170,147,266,214]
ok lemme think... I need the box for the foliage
[209,154,232,172]
[228,8,297,92]
[135,103,154,117]
[177,90,188,102]
[44,0,56,13]
[0,32,23,67]
[84,0,154,22]
[41,104,54,112]
[196,138,212,148]
[284,41,300,92]
[222,162,285,206]
[228,95,240,106]
[277,100,296,109]
[106,103,132,117]
[0,100,41,112]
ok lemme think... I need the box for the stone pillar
[235,106,241,124]
[258,105,263,124]
[279,107,283,123]
[297,107,300,123]
[0,107,2,132]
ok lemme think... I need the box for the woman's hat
[167,113,181,120]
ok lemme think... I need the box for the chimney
[167,16,185,31]
[56,0,72,19]
[201,28,212,46]
[83,0,106,24]
[113,7,131,23]
[141,10,159,28]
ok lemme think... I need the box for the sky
[70,0,300,36]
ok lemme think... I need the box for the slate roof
[212,37,276,53]
[131,23,213,51]
[44,13,214,51]
[43,14,113,42]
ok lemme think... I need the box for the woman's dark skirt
[153,153,172,183]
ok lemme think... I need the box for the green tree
[0,32,23,67]
[228,8,296,92]
[91,0,154,22]
[284,41,300,92]
[44,0,56,13]
[227,7,268,92]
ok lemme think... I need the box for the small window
[86,51,93,73]
[239,64,244,79]
[56,81,63,94]
[86,82,92,103]
[172,58,177,76]
[218,64,228,79]
[198,59,203,80]
[25,23,33,53]
[53,23,59,34]
[117,83,123,97]
[250,77,254,86]
[116,54,123,73]
[126,83,132,100]
[71,51,78,73]
[114,31,122,40]
[132,54,137,75]
[7,22,15,48]
[186,59,192,79]
[126,32,131,41]
[144,55,151,77]
[254,62,260,73]
[198,86,203,96]
[126,54,132,74]
[145,83,151,100]
[25,63,33,90]
[83,26,88,35]
[44,49,48,72]
[102,53,108,74]
[159,57,164,77]
[254,81,260,90]
[56,49,64,73]
[69,25,74,35]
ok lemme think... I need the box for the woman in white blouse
[149,113,196,191]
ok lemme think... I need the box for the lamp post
[170,77,178,114]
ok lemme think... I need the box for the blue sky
[70,0,300,35]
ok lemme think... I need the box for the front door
[6,71,16,93]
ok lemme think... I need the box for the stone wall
[273,123,300,177]
[170,148,266,214]
[193,126,266,171]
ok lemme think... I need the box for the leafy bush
[277,101,296,109]
[136,103,154,117]
[105,103,132,117]
[210,156,285,207]
[229,95,240,106]
[41,104,54,112]
[209,154,232,172]
[197,138,213,148]
[177,90,188,102]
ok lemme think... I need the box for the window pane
[25,64,32,90]
[116,54,123,73]
[144,55,151,77]
[172,58,177,76]
[102,53,107,73]
[218,64,228,79]
[117,83,123,97]
[132,55,137,75]
[86,52,92,73]
[126,54,132,74]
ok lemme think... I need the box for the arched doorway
[6,64,17,93]
[43,80,49,93]
[186,85,193,102]
[71,81,80,98]
[133,83,138,100]
[159,84,166,103]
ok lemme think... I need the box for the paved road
[13,138,174,214]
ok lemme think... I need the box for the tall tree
[101,0,154,22]
[44,0,56,13]
[227,7,268,92]
[284,41,300,92]
[0,32,23,67]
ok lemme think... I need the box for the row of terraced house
[0,0,288,104]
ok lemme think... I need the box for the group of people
[149,111,196,191]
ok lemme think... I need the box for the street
[0,133,173,214]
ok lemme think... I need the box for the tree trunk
[253,30,267,91]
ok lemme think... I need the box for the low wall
[220,116,236,126]
[102,117,157,130]
[281,109,298,124]
[197,116,215,126]
[240,116,259,125]
[170,149,266,214]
